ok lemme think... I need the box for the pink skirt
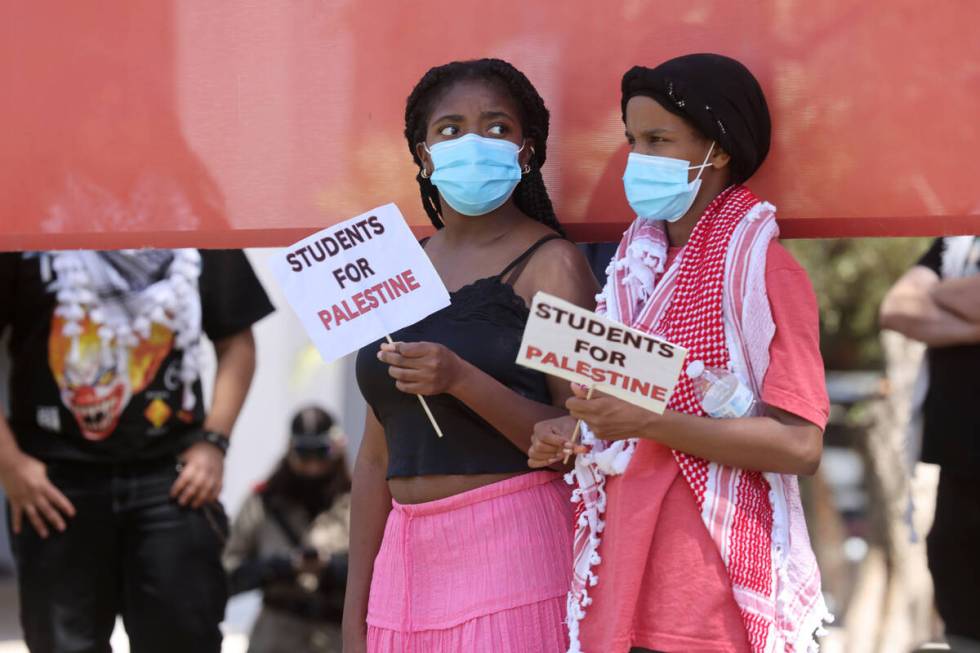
[367,471,573,653]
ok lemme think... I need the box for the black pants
[9,459,228,653]
[927,470,980,641]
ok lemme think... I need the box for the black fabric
[228,553,295,596]
[579,242,619,288]
[355,237,559,479]
[916,238,980,476]
[621,53,771,184]
[250,551,353,622]
[0,249,273,464]
[8,460,228,653]
[927,470,980,639]
[198,250,276,341]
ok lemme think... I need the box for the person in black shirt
[880,236,980,650]
[0,248,274,653]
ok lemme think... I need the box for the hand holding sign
[528,415,581,468]
[377,340,464,396]
[517,292,687,454]
[563,385,594,464]
[270,203,450,437]
[564,383,669,441]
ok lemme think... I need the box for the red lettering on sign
[315,269,424,331]
[403,269,420,291]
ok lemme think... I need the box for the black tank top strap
[496,234,563,285]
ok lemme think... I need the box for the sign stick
[564,385,595,464]
[385,334,444,438]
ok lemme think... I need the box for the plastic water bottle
[686,360,757,419]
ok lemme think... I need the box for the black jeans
[8,458,228,653]
[927,470,980,641]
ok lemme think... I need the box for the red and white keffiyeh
[566,186,831,653]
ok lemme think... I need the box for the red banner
[2,1,978,251]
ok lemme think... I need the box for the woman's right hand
[528,415,586,468]
[0,449,75,538]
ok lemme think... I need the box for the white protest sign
[516,292,687,414]
[269,203,450,364]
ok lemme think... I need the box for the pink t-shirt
[579,241,828,652]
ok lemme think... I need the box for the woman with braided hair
[529,54,831,653]
[346,59,598,653]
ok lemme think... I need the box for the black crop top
[355,236,560,479]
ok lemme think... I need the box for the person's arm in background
[223,492,296,595]
[342,411,391,653]
[0,253,76,538]
[931,274,980,324]
[880,266,980,347]
[0,414,76,538]
[172,249,274,508]
[171,328,257,508]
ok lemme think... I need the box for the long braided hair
[404,58,565,236]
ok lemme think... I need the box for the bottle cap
[686,360,705,379]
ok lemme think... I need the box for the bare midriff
[388,471,527,505]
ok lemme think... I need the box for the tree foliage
[785,238,931,370]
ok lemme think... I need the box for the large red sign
[2,1,978,251]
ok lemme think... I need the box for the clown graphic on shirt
[47,312,174,441]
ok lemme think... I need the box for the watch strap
[200,430,230,455]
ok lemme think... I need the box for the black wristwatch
[198,430,230,456]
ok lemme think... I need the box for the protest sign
[517,292,687,415]
[270,203,450,435]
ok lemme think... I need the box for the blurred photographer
[224,406,351,653]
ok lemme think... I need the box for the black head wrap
[621,53,771,184]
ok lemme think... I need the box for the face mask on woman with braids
[404,58,565,237]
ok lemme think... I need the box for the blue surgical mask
[622,142,715,222]
[426,134,523,216]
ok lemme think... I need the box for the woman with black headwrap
[529,54,831,652]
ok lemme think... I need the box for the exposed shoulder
[517,235,599,309]
[532,236,590,271]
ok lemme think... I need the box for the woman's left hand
[565,384,663,441]
[378,341,465,396]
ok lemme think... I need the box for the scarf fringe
[48,249,203,411]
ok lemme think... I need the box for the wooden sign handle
[385,334,444,438]
[563,385,595,464]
